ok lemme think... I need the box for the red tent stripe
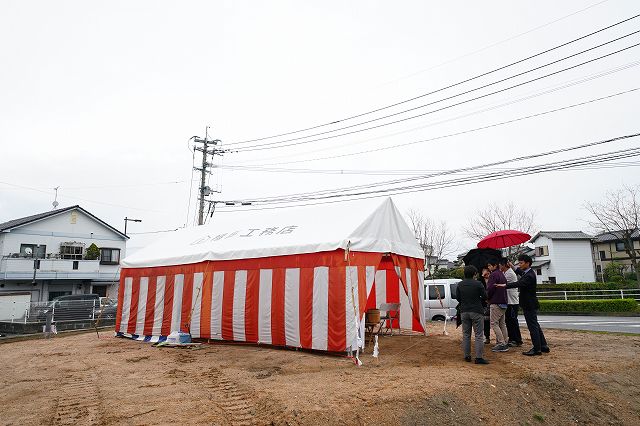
[299,267,314,349]
[270,268,286,346]
[327,266,346,351]
[244,269,260,343]
[221,271,235,341]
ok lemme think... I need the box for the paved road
[519,315,640,333]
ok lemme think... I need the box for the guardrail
[0,300,117,323]
[537,288,640,301]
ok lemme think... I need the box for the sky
[1,0,639,256]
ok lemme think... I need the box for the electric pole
[193,127,229,225]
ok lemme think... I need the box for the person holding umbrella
[476,230,534,351]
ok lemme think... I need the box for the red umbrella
[477,230,531,249]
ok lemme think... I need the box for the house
[529,231,595,284]
[435,258,455,270]
[0,206,128,302]
[592,229,640,276]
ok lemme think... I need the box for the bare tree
[407,209,457,278]
[464,202,536,258]
[585,184,640,283]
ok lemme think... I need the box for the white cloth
[504,267,519,305]
[122,197,423,268]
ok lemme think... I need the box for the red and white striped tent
[115,197,426,353]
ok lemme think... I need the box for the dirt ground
[1,324,639,426]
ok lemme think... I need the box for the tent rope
[346,241,363,365]
[185,260,215,335]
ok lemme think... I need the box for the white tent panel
[122,197,422,268]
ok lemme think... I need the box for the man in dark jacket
[503,254,550,356]
[456,265,490,364]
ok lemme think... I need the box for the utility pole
[124,217,142,235]
[193,127,229,225]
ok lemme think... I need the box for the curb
[0,326,116,344]
[538,312,640,317]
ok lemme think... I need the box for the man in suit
[502,254,550,356]
[456,265,490,364]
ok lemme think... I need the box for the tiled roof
[530,231,593,242]
[0,205,127,239]
[593,229,640,242]
[0,206,79,231]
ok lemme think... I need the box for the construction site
[1,324,638,425]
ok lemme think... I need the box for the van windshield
[450,283,458,300]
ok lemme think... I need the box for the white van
[423,278,460,321]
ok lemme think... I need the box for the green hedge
[537,281,639,291]
[539,299,639,313]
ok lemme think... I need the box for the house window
[72,261,79,270]
[60,243,84,260]
[536,246,549,256]
[536,268,542,276]
[596,265,602,273]
[19,244,46,258]
[549,277,556,284]
[599,251,606,261]
[100,248,120,265]
[615,242,625,252]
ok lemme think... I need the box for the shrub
[604,261,625,282]
[537,281,639,291]
[85,243,100,260]
[450,267,464,280]
[538,299,639,313]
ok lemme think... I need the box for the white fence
[0,299,116,323]
[537,288,640,301]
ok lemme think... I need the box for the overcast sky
[1,0,639,255]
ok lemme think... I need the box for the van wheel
[432,315,446,321]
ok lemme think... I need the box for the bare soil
[1,324,639,425]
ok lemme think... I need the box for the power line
[382,0,610,84]
[232,38,640,152]
[217,133,640,205]
[226,13,638,147]
[219,160,640,176]
[128,228,180,235]
[228,84,640,167]
[230,61,639,165]
[0,181,166,214]
[234,30,640,151]
[214,143,640,211]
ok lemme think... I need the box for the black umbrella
[462,248,502,271]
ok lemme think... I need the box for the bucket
[366,309,380,324]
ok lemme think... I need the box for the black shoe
[474,358,490,364]
[522,349,542,356]
[484,338,491,345]
[464,356,471,362]
[541,346,550,353]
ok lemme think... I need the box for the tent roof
[122,197,423,268]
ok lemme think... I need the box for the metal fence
[0,299,117,324]
[537,288,640,301]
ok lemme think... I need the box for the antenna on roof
[52,186,60,210]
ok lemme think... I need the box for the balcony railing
[0,257,119,281]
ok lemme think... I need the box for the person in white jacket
[500,258,523,346]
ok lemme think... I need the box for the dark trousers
[506,304,523,344]
[484,318,490,340]
[523,309,548,351]
[461,312,485,359]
